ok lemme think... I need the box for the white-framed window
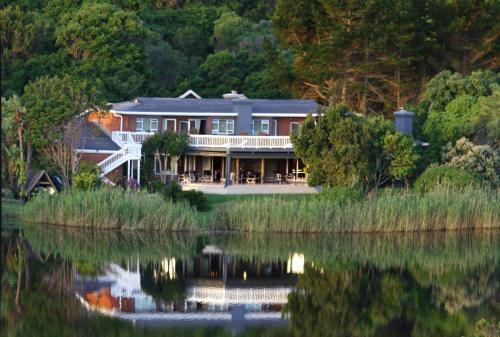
[180,121,189,134]
[290,122,300,134]
[212,119,234,135]
[163,119,176,132]
[150,119,158,132]
[252,119,269,135]
[136,118,143,132]
[136,117,158,132]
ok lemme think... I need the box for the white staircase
[97,132,152,177]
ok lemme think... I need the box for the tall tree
[22,75,102,188]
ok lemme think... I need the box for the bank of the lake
[16,187,499,232]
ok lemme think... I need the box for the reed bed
[21,189,200,230]
[213,188,499,232]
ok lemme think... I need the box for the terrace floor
[181,182,321,195]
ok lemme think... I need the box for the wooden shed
[23,169,58,196]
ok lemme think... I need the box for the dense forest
[1,0,498,114]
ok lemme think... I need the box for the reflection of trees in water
[140,262,186,304]
[285,264,499,337]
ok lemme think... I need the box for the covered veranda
[178,151,308,186]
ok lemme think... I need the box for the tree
[22,75,102,188]
[1,96,27,198]
[383,133,420,187]
[142,132,189,184]
[54,2,148,101]
[292,107,369,187]
[470,87,500,149]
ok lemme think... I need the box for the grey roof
[77,121,120,151]
[112,97,319,115]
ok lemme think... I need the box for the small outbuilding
[23,169,58,198]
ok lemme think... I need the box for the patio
[181,182,321,195]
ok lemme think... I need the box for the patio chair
[274,173,283,184]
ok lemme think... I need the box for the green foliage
[292,107,369,187]
[420,70,499,162]
[442,138,500,187]
[162,181,183,202]
[470,87,500,148]
[414,165,484,193]
[177,189,208,212]
[472,319,499,337]
[320,186,365,204]
[293,108,419,188]
[1,95,27,198]
[73,163,101,190]
[141,132,189,157]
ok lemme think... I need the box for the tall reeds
[213,188,499,232]
[21,189,199,230]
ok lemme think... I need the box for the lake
[1,224,498,337]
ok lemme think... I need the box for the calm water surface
[1,224,498,337]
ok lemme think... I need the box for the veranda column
[183,155,187,173]
[260,159,265,184]
[221,156,225,179]
[225,154,231,187]
[295,159,299,180]
[235,158,240,184]
[286,158,289,175]
[127,159,131,181]
[137,159,141,186]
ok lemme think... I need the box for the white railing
[97,144,141,176]
[189,135,293,149]
[112,131,154,145]
[111,132,294,150]
[186,286,292,305]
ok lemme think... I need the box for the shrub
[442,137,500,187]
[146,180,166,193]
[178,190,208,211]
[320,186,365,204]
[414,165,483,193]
[162,181,182,202]
[73,163,101,190]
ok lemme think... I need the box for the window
[252,119,269,135]
[290,122,300,134]
[163,119,176,132]
[136,117,158,132]
[150,119,158,132]
[136,118,143,132]
[180,121,189,134]
[212,119,234,135]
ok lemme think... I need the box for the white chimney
[223,90,247,100]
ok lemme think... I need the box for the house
[78,90,320,187]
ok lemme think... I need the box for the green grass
[1,199,23,219]
[17,187,499,233]
[213,188,499,232]
[21,189,201,230]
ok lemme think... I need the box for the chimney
[223,90,247,100]
[394,107,414,136]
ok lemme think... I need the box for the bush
[73,163,101,190]
[414,165,483,193]
[178,190,208,211]
[146,180,166,193]
[320,186,365,204]
[162,181,182,202]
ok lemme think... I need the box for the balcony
[111,132,293,150]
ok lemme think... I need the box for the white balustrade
[189,135,293,149]
[111,132,293,150]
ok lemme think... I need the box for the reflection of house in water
[77,246,304,328]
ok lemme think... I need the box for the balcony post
[260,159,265,184]
[225,153,231,187]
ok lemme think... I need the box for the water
[1,224,499,337]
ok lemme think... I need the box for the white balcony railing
[189,134,293,149]
[111,132,293,150]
